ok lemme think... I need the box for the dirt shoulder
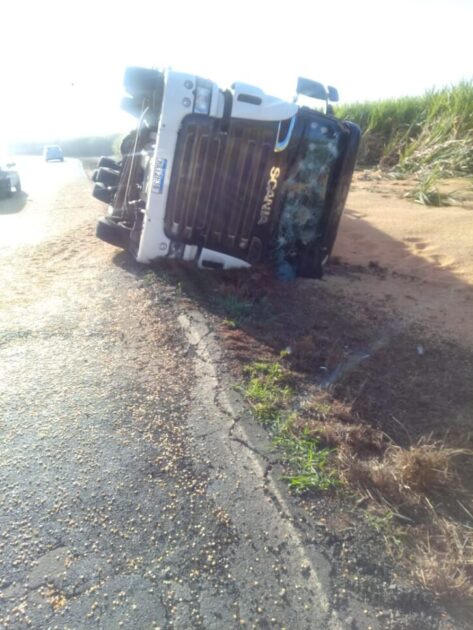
[333,172,473,346]
[325,172,473,444]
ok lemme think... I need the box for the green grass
[244,361,293,426]
[336,80,473,177]
[214,295,254,323]
[275,433,339,493]
[244,361,339,492]
[364,509,395,533]
[214,294,275,326]
[403,170,459,206]
[222,318,237,329]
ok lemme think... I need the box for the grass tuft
[244,362,338,491]
[244,361,293,426]
[275,433,339,493]
[404,170,460,206]
[338,441,471,519]
[413,518,473,603]
[213,295,254,322]
[338,442,473,604]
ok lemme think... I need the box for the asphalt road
[0,158,348,629]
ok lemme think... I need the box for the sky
[1,0,472,143]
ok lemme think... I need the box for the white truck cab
[93,67,360,278]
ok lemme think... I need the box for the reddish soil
[333,173,473,347]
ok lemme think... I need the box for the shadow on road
[0,192,28,215]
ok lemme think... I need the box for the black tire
[95,167,120,187]
[98,157,120,170]
[96,217,131,249]
[121,96,144,119]
[123,67,164,98]
[92,182,117,205]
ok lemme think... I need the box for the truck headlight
[194,86,212,114]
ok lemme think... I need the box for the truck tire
[121,96,144,119]
[124,67,164,98]
[96,217,131,249]
[98,157,121,170]
[95,167,120,187]
[92,183,116,205]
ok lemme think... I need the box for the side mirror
[327,86,339,102]
[296,77,327,101]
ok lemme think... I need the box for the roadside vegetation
[337,80,473,175]
[244,360,340,493]
[337,80,473,205]
[243,356,473,607]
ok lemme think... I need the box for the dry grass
[295,396,386,455]
[336,439,473,604]
[296,394,473,604]
[413,518,473,604]
[390,443,467,496]
[307,421,386,454]
[295,396,471,509]
[339,442,470,514]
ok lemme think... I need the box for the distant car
[0,160,21,197]
[43,145,64,162]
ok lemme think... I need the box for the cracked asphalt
[0,158,354,628]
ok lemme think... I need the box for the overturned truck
[93,67,360,278]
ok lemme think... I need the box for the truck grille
[164,115,282,263]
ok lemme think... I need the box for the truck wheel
[96,217,131,249]
[121,96,144,119]
[92,183,117,205]
[95,167,120,187]
[124,67,164,98]
[98,157,121,170]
